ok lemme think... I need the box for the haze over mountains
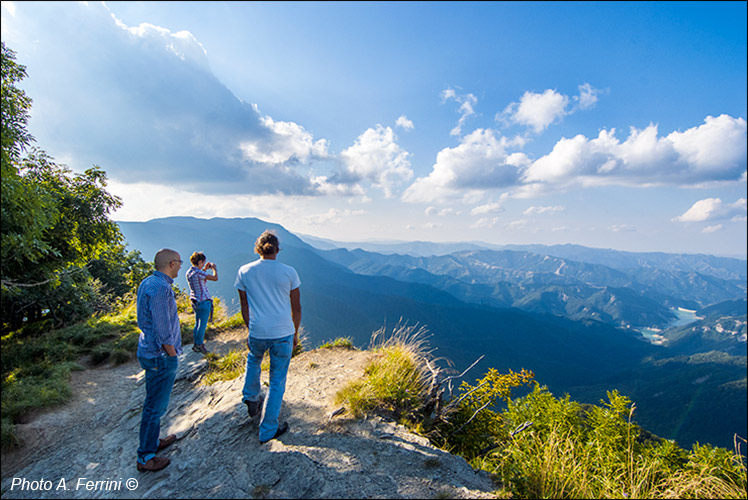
[117,216,747,450]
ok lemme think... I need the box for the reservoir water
[636,307,702,345]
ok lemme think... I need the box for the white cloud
[426,206,457,217]
[503,89,569,133]
[404,114,746,206]
[574,83,602,110]
[523,115,747,189]
[338,125,413,197]
[241,115,329,165]
[702,224,723,233]
[524,205,565,215]
[507,219,530,230]
[402,128,528,203]
[499,85,602,133]
[442,87,478,136]
[471,202,504,215]
[7,2,331,197]
[395,115,414,131]
[673,197,747,222]
[470,217,500,229]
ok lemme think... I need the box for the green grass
[2,300,143,450]
[318,337,355,349]
[335,323,430,422]
[202,349,247,385]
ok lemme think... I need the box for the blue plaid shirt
[136,271,183,358]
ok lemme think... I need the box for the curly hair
[254,230,280,256]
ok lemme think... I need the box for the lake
[637,307,702,345]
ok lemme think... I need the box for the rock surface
[1,336,497,499]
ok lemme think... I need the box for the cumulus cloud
[405,113,745,206]
[337,125,413,197]
[506,89,569,133]
[7,2,330,196]
[395,115,414,131]
[499,84,602,133]
[240,115,329,165]
[402,128,529,203]
[523,115,747,189]
[442,87,478,136]
[673,197,747,222]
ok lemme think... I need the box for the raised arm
[205,263,218,281]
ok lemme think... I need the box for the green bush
[480,385,747,499]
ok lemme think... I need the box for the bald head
[154,248,182,278]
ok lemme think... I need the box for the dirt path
[1,328,498,499]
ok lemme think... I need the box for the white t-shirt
[234,259,301,339]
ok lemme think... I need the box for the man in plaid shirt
[135,248,183,472]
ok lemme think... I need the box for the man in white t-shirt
[234,230,301,444]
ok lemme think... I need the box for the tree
[1,42,147,331]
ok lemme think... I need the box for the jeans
[137,355,179,464]
[193,299,212,345]
[242,334,294,442]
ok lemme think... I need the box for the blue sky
[2,1,746,257]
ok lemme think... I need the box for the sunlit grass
[318,337,355,349]
[335,323,431,421]
[202,349,247,385]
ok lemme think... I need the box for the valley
[117,216,747,450]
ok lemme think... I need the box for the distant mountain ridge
[117,216,747,450]
[313,246,745,330]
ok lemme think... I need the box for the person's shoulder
[237,259,261,272]
[141,272,171,293]
[280,262,299,275]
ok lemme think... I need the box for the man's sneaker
[192,344,209,354]
[260,422,289,444]
[244,395,264,418]
[137,456,170,472]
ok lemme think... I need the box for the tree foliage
[1,42,148,331]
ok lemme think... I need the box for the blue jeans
[137,355,178,464]
[242,335,294,442]
[193,300,212,345]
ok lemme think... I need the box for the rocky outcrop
[1,347,497,499]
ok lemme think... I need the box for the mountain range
[117,216,747,450]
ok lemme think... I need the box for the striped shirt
[136,271,182,358]
[186,266,212,302]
